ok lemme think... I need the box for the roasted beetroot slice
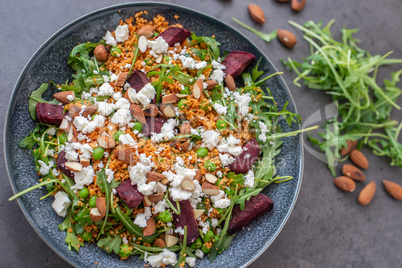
[57,151,74,179]
[116,180,144,209]
[228,138,260,173]
[158,27,192,47]
[36,103,64,126]
[142,117,167,137]
[126,70,150,92]
[227,193,273,235]
[172,199,200,244]
[221,51,256,78]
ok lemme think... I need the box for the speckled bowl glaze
[4,2,303,267]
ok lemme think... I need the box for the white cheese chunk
[52,191,71,217]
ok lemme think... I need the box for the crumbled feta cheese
[134,207,152,227]
[52,168,60,176]
[66,95,74,101]
[195,61,207,69]
[111,108,131,126]
[153,200,166,214]
[210,190,225,202]
[151,119,178,142]
[98,83,115,96]
[65,150,78,161]
[147,37,169,54]
[47,127,56,136]
[138,181,156,195]
[102,75,110,83]
[201,130,221,150]
[179,56,195,69]
[174,226,185,235]
[105,168,114,183]
[122,237,129,245]
[81,92,91,99]
[211,218,219,227]
[161,249,177,266]
[97,101,115,116]
[113,91,122,101]
[211,60,226,70]
[127,83,156,107]
[244,170,255,188]
[216,171,223,178]
[195,249,204,259]
[147,254,163,267]
[213,103,227,115]
[52,191,71,217]
[114,97,130,110]
[119,133,137,147]
[214,198,231,208]
[71,166,95,190]
[110,73,118,81]
[186,257,196,267]
[258,121,269,142]
[129,154,154,185]
[219,153,235,166]
[38,160,52,175]
[103,31,117,47]
[115,25,129,43]
[210,69,225,84]
[217,135,243,156]
[139,83,156,99]
[234,92,252,117]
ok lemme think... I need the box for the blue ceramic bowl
[4,2,303,267]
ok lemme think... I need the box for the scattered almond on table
[248,4,265,24]
[277,29,297,48]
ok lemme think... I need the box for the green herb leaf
[97,235,122,254]
[59,210,84,251]
[232,17,277,43]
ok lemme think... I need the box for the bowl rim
[4,2,304,267]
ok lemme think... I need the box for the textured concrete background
[1,0,402,267]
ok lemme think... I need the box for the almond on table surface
[383,180,402,200]
[340,140,358,157]
[342,164,365,182]
[248,4,265,24]
[291,0,307,11]
[350,149,369,169]
[333,176,356,192]
[358,181,376,206]
[277,29,297,48]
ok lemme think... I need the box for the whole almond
[162,94,178,104]
[291,0,306,12]
[383,180,402,200]
[225,74,236,91]
[194,169,202,182]
[342,164,365,182]
[94,44,109,62]
[358,181,376,205]
[148,193,164,203]
[82,105,97,118]
[138,25,154,38]
[340,140,358,157]
[96,197,107,217]
[350,149,369,169]
[146,172,165,183]
[53,91,75,105]
[68,104,81,118]
[333,176,356,192]
[248,4,265,24]
[154,238,166,248]
[130,103,146,124]
[277,29,297,48]
[143,217,156,236]
[205,80,218,90]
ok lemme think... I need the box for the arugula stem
[9,179,57,201]
[266,126,318,141]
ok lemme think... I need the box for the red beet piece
[227,193,273,235]
[172,199,200,244]
[56,151,74,179]
[116,180,144,209]
[228,138,260,173]
[158,27,192,47]
[36,103,64,126]
[126,70,150,92]
[221,51,256,78]
[142,117,167,137]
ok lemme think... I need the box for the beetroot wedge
[36,103,64,126]
[227,193,273,235]
[158,27,192,47]
[228,138,260,173]
[221,51,256,78]
[57,151,74,179]
[126,70,150,92]
[116,180,144,209]
[142,117,167,137]
[172,199,200,244]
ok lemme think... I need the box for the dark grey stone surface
[1,0,401,267]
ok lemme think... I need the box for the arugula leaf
[18,134,37,149]
[284,20,402,174]
[235,188,263,210]
[191,34,221,60]
[28,83,58,120]
[59,210,84,251]
[232,17,277,43]
[97,235,122,254]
